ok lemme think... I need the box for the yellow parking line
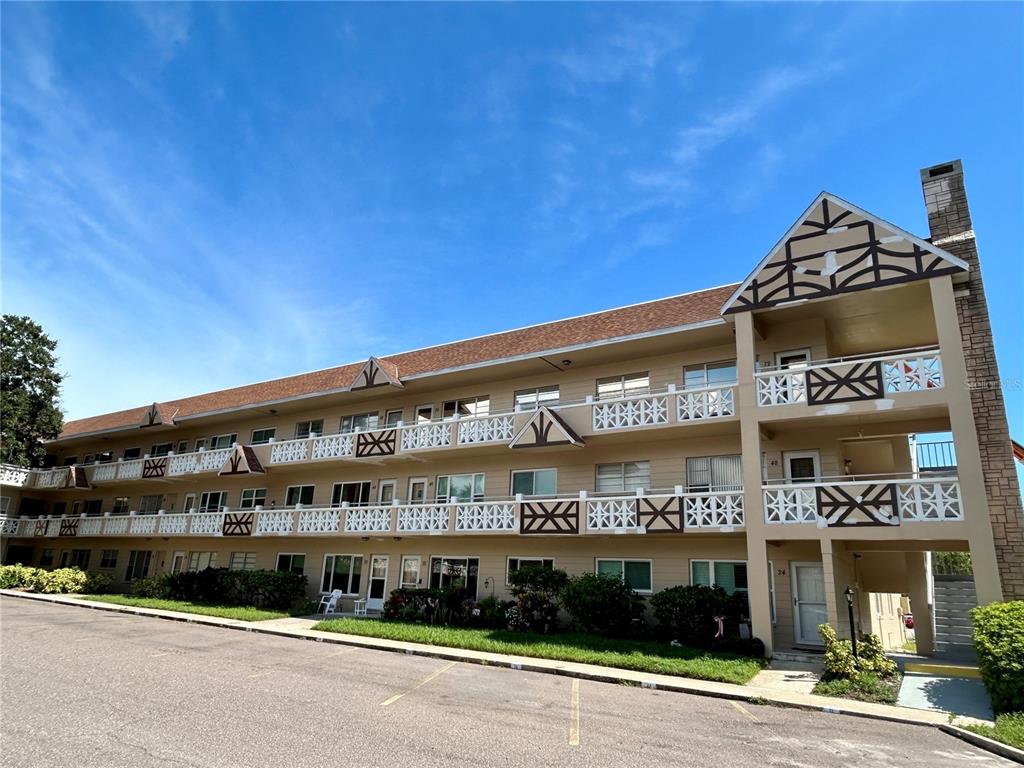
[569,678,580,747]
[730,700,759,722]
[381,661,457,707]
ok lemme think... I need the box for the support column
[736,312,773,655]
[820,538,842,637]
[906,552,934,655]
[930,277,1003,604]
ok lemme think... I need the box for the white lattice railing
[118,460,144,480]
[159,514,190,535]
[456,415,516,445]
[898,479,962,521]
[455,502,516,532]
[168,452,199,476]
[130,515,158,535]
[311,434,355,460]
[0,465,32,487]
[79,518,104,536]
[270,439,310,464]
[197,448,232,473]
[91,463,118,482]
[34,468,69,489]
[592,395,669,431]
[763,486,818,524]
[883,353,944,393]
[677,386,735,420]
[397,505,450,533]
[587,498,638,530]
[683,492,744,529]
[189,512,224,536]
[0,517,19,535]
[401,423,453,451]
[298,508,341,534]
[254,510,296,535]
[104,516,129,535]
[756,371,807,406]
[344,506,393,533]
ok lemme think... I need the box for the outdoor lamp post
[844,586,858,659]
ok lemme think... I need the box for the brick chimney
[921,159,1024,600]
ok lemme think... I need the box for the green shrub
[0,564,38,589]
[31,567,89,594]
[973,600,1024,715]
[856,631,898,677]
[83,571,113,594]
[964,713,1024,750]
[474,595,513,629]
[650,584,745,648]
[819,623,897,680]
[507,565,568,633]
[559,573,646,638]
[382,586,472,625]
[820,624,857,679]
[130,574,171,598]
[149,568,307,610]
[932,552,972,576]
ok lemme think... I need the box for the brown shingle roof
[59,284,737,439]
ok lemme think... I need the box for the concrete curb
[941,724,1024,765]
[0,590,985,732]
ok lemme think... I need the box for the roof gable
[350,356,403,390]
[722,192,968,314]
[509,407,584,449]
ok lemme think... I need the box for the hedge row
[973,600,1024,715]
[132,567,307,610]
[0,564,110,594]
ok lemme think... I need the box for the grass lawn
[963,713,1024,750]
[77,594,289,621]
[812,672,902,705]
[312,618,763,684]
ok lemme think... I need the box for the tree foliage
[1,315,64,466]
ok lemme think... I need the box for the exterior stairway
[932,575,978,662]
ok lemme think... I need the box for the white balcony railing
[158,514,190,535]
[344,506,392,533]
[455,502,516,532]
[763,476,963,525]
[757,348,944,407]
[311,434,355,461]
[683,491,744,529]
[401,423,453,451]
[397,505,450,533]
[592,393,669,431]
[92,463,118,482]
[457,415,516,445]
[0,465,32,487]
[254,510,296,535]
[298,508,341,534]
[677,386,735,421]
[586,498,638,531]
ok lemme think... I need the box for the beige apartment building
[2,160,1021,656]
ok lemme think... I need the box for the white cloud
[134,3,192,62]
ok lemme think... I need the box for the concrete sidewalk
[0,590,990,730]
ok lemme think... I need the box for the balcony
[756,347,944,408]
[762,474,962,527]
[0,487,745,541]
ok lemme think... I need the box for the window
[286,486,315,507]
[198,491,228,513]
[506,557,554,585]
[83,499,103,516]
[784,450,821,481]
[775,349,811,369]
[596,372,649,400]
[63,456,78,466]
[684,360,737,390]
[176,441,189,454]
[514,385,559,411]
[193,438,207,452]
[276,553,306,575]
[436,473,485,502]
[384,409,403,427]
[0,496,10,514]
[69,549,91,569]
[83,454,95,464]
[229,552,257,571]
[139,494,163,514]
[341,413,379,433]
[150,442,173,457]
[691,559,751,617]
[322,554,363,594]
[122,447,141,460]
[209,433,236,450]
[332,481,371,507]
[442,396,490,419]
[188,551,217,571]
[510,469,557,497]
[294,420,324,439]
[100,550,118,569]
[96,451,113,463]
[686,455,742,492]
[251,428,276,445]
[415,405,434,424]
[595,462,650,493]
[112,497,130,515]
[20,498,45,516]
[52,501,67,516]
[428,556,479,597]
[39,549,54,567]
[125,551,151,581]
[70,501,82,517]
[239,489,267,509]
[596,559,652,593]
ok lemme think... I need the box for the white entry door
[366,555,389,611]
[792,562,828,646]
[400,555,420,589]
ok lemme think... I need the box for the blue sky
[2,2,1021,441]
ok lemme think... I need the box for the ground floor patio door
[367,555,389,611]
[792,562,827,646]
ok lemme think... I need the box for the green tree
[1,315,64,466]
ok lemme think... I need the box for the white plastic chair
[318,589,343,615]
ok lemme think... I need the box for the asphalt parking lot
[0,597,1013,768]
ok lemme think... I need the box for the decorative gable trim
[722,192,969,315]
[509,407,584,449]
[218,445,266,476]
[140,402,176,429]
[350,356,403,390]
